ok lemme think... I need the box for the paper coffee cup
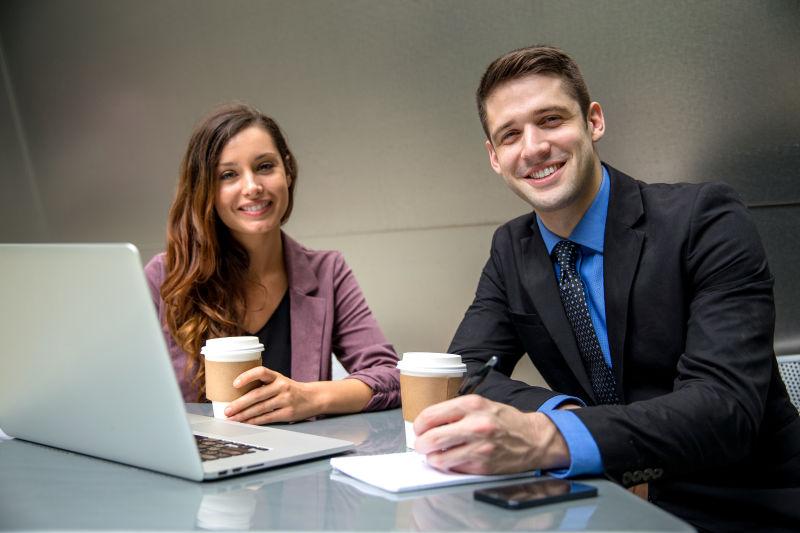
[196,490,257,530]
[396,352,467,449]
[201,336,264,419]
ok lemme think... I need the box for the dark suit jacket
[449,165,800,531]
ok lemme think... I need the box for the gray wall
[1,1,798,386]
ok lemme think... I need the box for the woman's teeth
[241,201,270,212]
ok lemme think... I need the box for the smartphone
[474,479,598,510]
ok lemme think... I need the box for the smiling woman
[214,126,292,247]
[143,103,400,425]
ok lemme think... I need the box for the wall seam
[0,30,49,241]
[286,220,511,240]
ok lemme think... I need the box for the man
[414,45,800,531]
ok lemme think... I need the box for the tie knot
[553,240,579,272]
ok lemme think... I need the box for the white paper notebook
[330,451,538,493]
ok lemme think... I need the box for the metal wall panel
[1,0,797,349]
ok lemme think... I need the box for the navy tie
[553,240,620,405]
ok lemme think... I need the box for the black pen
[457,356,499,396]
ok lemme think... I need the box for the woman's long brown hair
[160,103,298,399]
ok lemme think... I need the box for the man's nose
[520,127,549,163]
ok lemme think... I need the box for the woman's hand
[223,367,318,424]
[223,366,373,425]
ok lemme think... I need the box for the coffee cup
[396,352,467,449]
[196,490,257,530]
[201,336,264,419]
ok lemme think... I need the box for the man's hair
[476,45,592,141]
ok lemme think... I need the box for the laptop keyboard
[195,434,270,462]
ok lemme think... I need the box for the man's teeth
[531,164,560,179]
[241,201,270,212]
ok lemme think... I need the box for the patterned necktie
[553,240,620,405]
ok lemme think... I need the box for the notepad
[329,470,422,501]
[330,451,538,493]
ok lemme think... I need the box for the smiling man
[413,46,800,531]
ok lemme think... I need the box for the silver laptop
[0,243,354,481]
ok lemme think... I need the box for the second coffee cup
[201,336,264,419]
[396,352,467,449]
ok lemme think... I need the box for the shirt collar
[536,165,610,255]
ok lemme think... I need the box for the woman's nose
[242,172,263,196]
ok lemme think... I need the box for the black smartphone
[474,479,598,510]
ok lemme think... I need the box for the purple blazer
[144,232,400,411]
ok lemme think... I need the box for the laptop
[0,243,354,481]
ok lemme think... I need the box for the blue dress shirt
[534,166,612,477]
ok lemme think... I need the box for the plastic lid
[396,352,466,375]
[201,336,264,360]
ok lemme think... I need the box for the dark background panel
[751,205,800,354]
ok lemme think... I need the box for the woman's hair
[160,103,298,398]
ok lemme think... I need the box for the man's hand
[413,395,570,474]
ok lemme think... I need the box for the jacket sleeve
[449,227,563,411]
[576,182,776,485]
[329,254,400,411]
[143,253,166,312]
[142,253,197,402]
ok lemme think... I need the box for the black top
[250,290,292,378]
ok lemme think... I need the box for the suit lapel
[282,233,326,382]
[603,166,645,397]
[520,228,596,402]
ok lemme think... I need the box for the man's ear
[485,140,503,175]
[588,101,605,142]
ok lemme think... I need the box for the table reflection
[406,491,598,531]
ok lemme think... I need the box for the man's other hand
[413,395,570,474]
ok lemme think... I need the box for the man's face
[484,73,605,232]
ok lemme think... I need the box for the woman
[145,103,399,425]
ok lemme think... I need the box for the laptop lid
[0,243,353,481]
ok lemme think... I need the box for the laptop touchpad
[191,421,261,438]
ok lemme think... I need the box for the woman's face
[213,125,291,245]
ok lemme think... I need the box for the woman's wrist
[303,381,332,415]
[309,379,373,416]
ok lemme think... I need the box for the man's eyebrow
[490,105,574,142]
[535,105,571,116]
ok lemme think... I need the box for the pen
[457,356,499,396]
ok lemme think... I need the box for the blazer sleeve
[142,253,197,402]
[576,182,777,485]
[328,254,400,411]
[449,227,563,411]
[143,253,166,312]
